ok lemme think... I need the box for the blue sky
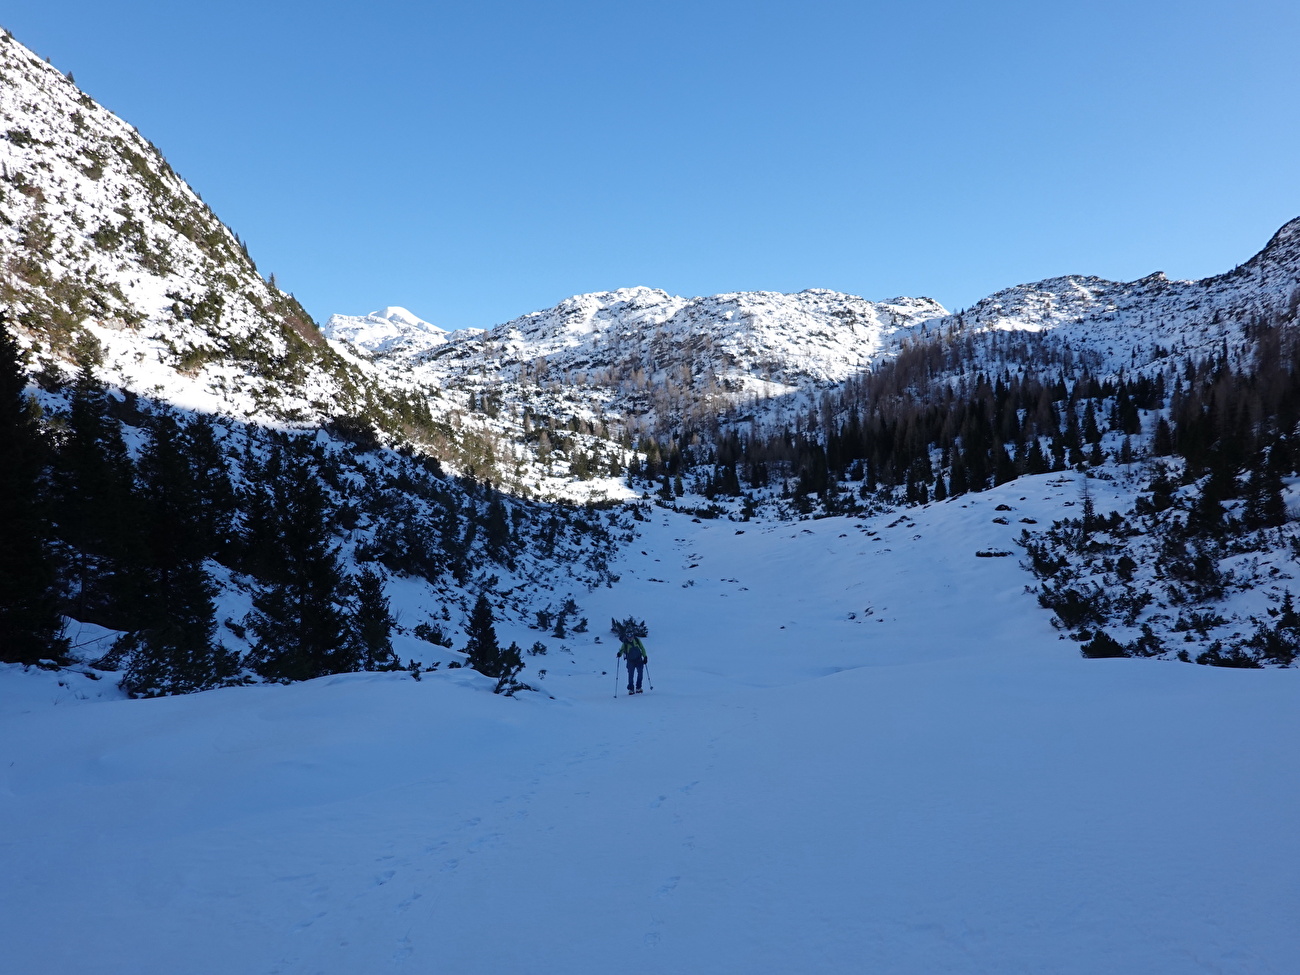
[8,1,1300,329]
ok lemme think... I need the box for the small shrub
[1081,630,1127,659]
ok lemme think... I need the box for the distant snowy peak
[938,217,1300,374]
[324,306,448,356]
[423,286,949,391]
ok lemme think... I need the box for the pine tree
[246,448,354,681]
[1082,401,1102,444]
[0,315,66,664]
[494,641,525,694]
[351,566,396,670]
[235,437,284,580]
[1152,417,1174,456]
[116,413,232,696]
[484,497,512,565]
[183,414,236,556]
[1243,446,1288,529]
[464,594,502,676]
[50,362,143,629]
[117,557,235,697]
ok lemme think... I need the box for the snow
[347,285,950,404]
[323,306,448,357]
[4,473,1298,974]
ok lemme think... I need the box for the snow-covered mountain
[935,218,1300,373]
[7,11,1300,492]
[323,306,455,357]
[331,221,1300,448]
[331,286,949,446]
[0,30,417,429]
[419,286,946,390]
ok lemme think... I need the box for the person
[617,633,647,694]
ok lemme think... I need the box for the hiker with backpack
[617,632,648,694]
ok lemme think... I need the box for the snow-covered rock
[323,306,448,357]
[0,30,382,426]
[936,217,1300,374]
[370,285,948,392]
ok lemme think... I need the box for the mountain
[323,306,454,358]
[331,221,1300,458]
[8,11,1300,498]
[935,218,1300,373]
[0,29,429,431]
[350,286,948,439]
[418,286,946,390]
[0,29,629,693]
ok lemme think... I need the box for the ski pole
[645,661,654,691]
[613,657,619,698]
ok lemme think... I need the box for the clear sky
[7,1,1300,329]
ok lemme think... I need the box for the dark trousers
[626,658,644,691]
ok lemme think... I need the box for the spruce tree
[246,448,354,681]
[51,363,143,628]
[0,315,66,664]
[351,566,396,670]
[116,413,233,696]
[117,557,235,697]
[182,414,236,557]
[464,594,502,676]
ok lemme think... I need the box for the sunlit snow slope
[3,476,1298,974]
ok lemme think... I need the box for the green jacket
[618,637,647,663]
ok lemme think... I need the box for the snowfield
[3,473,1298,975]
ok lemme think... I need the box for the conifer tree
[116,413,233,696]
[464,593,502,676]
[0,315,66,664]
[494,641,525,693]
[1244,449,1288,529]
[350,566,396,670]
[183,414,236,556]
[51,361,143,628]
[484,497,512,565]
[117,556,235,697]
[246,448,355,681]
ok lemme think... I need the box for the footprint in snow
[373,869,396,887]
[468,832,503,852]
[293,911,326,932]
[654,876,680,899]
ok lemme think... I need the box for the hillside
[936,217,1300,373]
[329,220,1300,458]
[0,30,630,696]
[0,30,370,423]
[4,474,1298,974]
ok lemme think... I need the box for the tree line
[0,315,617,695]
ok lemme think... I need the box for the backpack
[622,639,645,664]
